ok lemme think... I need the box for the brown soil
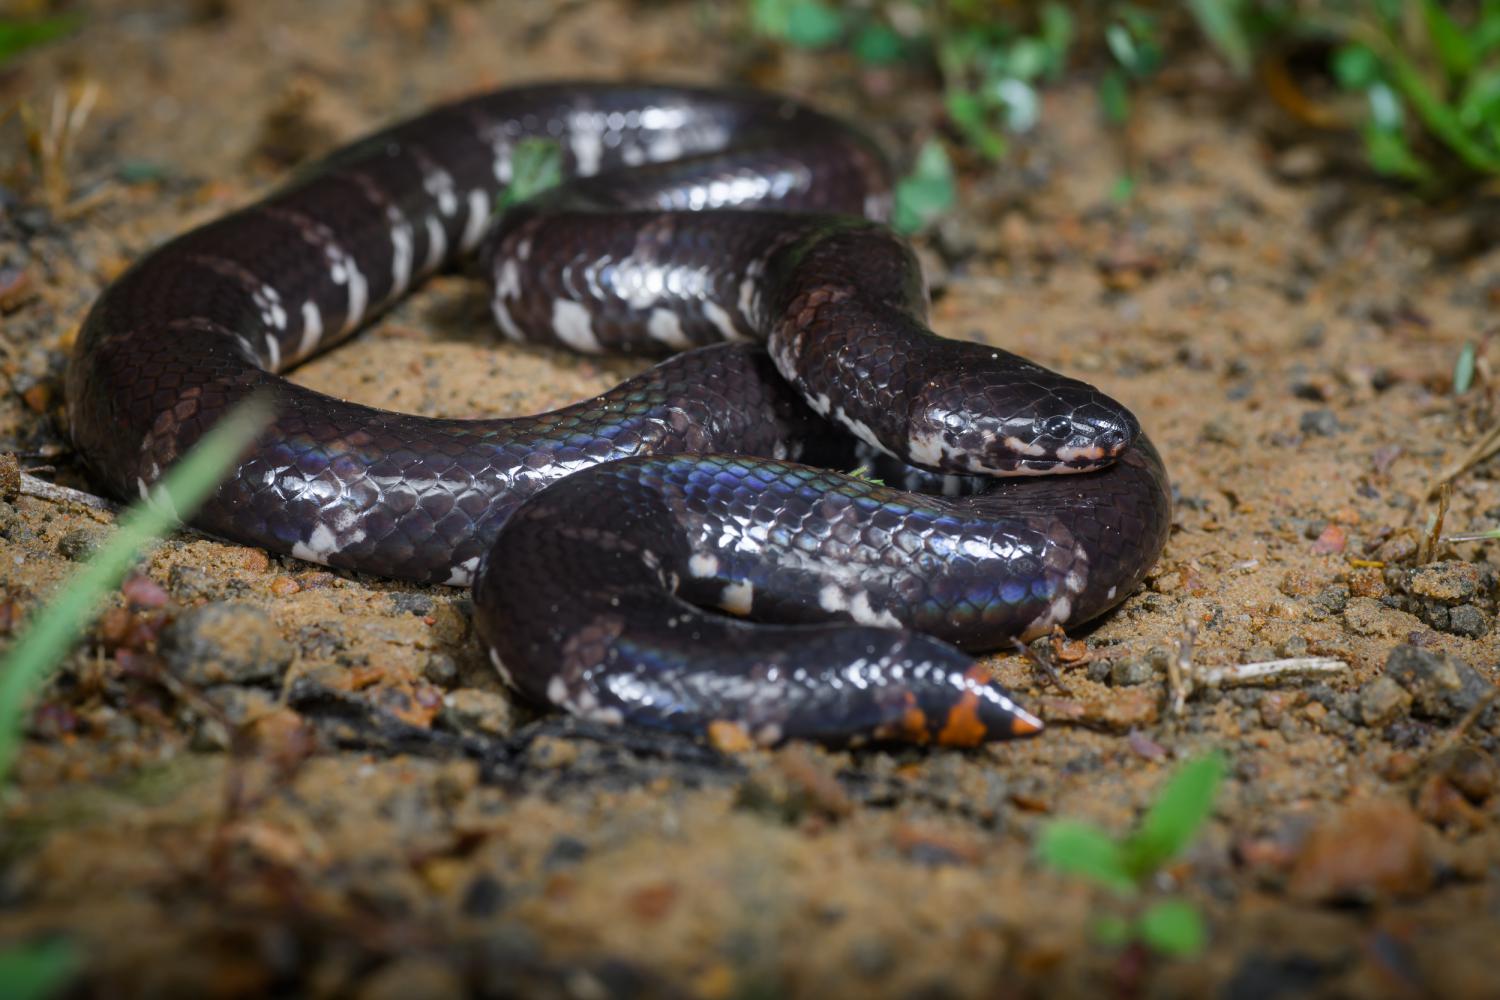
[3,3,1500,998]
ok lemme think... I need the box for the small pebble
[161,603,293,686]
[441,688,514,737]
[1298,409,1341,436]
[1357,676,1411,728]
[1287,799,1432,902]
[56,527,101,561]
[1444,604,1489,639]
[1383,644,1493,724]
[1439,747,1496,804]
[1110,656,1152,686]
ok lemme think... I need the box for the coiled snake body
[67,83,1171,747]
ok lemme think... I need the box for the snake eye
[1041,415,1074,439]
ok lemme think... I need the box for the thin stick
[1419,481,1451,564]
[1198,657,1349,687]
[1426,423,1500,499]
[19,472,117,512]
[1166,609,1198,717]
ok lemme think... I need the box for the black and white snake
[67,83,1171,746]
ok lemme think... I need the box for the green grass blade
[0,397,273,782]
[1123,751,1227,878]
[0,14,82,66]
[1188,0,1253,77]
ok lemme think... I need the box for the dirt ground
[3,1,1500,997]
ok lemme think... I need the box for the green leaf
[0,398,275,782]
[783,1,844,48]
[0,15,81,66]
[1454,341,1478,395]
[1006,37,1049,82]
[1364,123,1433,180]
[749,0,794,38]
[1332,44,1382,91]
[945,89,1006,160]
[1121,751,1227,879]
[1098,69,1131,126]
[1384,43,1500,172]
[1423,0,1476,78]
[1105,23,1140,73]
[0,940,79,1000]
[892,139,957,233]
[1110,173,1137,203]
[1187,0,1253,77]
[1139,899,1209,957]
[853,23,905,65]
[1092,914,1133,948]
[1036,819,1136,895]
[498,138,563,211]
[1039,3,1074,79]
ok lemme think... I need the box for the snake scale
[67,82,1171,747]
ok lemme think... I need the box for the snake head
[904,344,1141,476]
[1004,399,1139,473]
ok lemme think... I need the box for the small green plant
[496,137,564,212]
[0,398,273,783]
[1037,750,1227,958]
[0,13,80,67]
[743,2,1194,222]
[0,939,78,1000]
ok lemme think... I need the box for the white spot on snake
[298,300,324,359]
[719,580,754,615]
[647,308,690,349]
[253,284,286,331]
[263,334,281,371]
[460,189,491,251]
[1056,443,1107,464]
[702,301,741,342]
[495,257,521,299]
[864,192,893,222]
[445,555,480,587]
[688,552,719,579]
[567,110,607,176]
[423,165,458,216]
[547,676,568,706]
[647,132,683,163]
[516,236,533,262]
[487,646,516,689]
[291,523,346,565]
[849,591,900,628]
[818,584,846,614]
[325,242,368,333]
[907,427,953,468]
[1065,569,1085,594]
[551,299,601,353]
[388,211,414,296]
[493,298,525,342]
[1003,435,1048,457]
[1107,585,1118,600]
[423,214,447,272]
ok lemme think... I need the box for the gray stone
[162,603,292,686]
[1384,645,1493,724]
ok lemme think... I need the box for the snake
[66,82,1171,748]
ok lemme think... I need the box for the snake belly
[66,82,1171,747]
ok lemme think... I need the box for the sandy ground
[3,2,1500,997]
